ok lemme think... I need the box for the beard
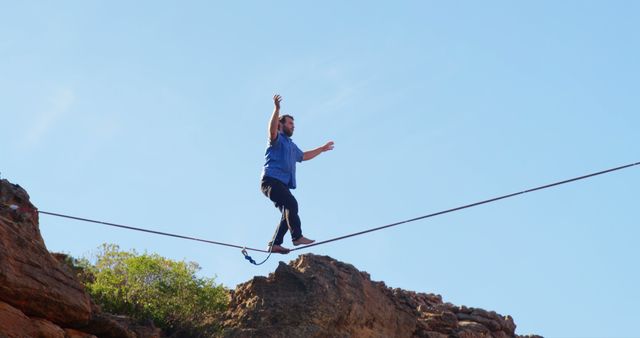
[283,127,294,137]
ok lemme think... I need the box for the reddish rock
[0,300,38,337]
[223,254,540,338]
[0,301,65,338]
[64,328,98,338]
[0,180,91,327]
[30,318,66,338]
[82,312,162,338]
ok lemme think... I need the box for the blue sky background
[2,2,639,336]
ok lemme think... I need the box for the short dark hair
[279,114,294,124]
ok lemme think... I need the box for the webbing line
[290,161,640,251]
[22,161,639,262]
[37,211,269,253]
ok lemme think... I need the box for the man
[261,94,334,254]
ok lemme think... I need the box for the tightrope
[36,211,269,253]
[12,161,639,264]
[289,161,640,252]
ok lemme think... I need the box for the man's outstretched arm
[269,94,282,142]
[303,141,335,161]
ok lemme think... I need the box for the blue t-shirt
[262,131,304,189]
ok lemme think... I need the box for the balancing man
[261,94,334,254]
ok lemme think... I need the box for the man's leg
[261,177,302,246]
[271,214,289,246]
[276,191,314,246]
[276,194,302,244]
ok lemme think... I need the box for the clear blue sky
[2,2,639,336]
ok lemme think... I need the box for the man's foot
[269,244,290,254]
[292,236,315,246]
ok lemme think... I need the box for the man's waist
[262,169,296,189]
[263,166,294,176]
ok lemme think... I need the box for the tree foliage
[77,244,228,336]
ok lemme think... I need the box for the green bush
[77,243,228,336]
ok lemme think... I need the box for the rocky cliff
[0,179,161,338]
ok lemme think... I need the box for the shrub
[78,243,228,336]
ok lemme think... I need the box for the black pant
[261,176,302,246]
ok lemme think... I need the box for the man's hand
[273,94,282,111]
[269,94,282,142]
[322,141,335,152]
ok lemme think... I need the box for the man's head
[279,114,295,137]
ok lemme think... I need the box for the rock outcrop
[0,179,161,338]
[223,254,541,338]
[0,180,91,327]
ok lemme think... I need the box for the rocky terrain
[0,178,540,337]
[222,254,540,338]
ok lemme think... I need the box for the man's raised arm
[269,94,282,142]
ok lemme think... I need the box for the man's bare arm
[303,141,335,161]
[269,94,282,142]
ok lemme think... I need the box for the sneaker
[269,244,290,254]
[292,236,315,246]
